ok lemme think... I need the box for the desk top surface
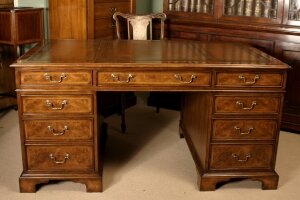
[12,40,288,69]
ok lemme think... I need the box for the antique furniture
[113,12,166,40]
[0,0,12,8]
[49,0,137,133]
[113,12,166,132]
[0,7,44,110]
[162,0,300,133]
[12,39,289,192]
[49,0,136,39]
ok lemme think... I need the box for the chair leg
[121,93,126,133]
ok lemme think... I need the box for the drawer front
[26,145,94,171]
[95,2,131,18]
[209,144,274,170]
[212,119,277,140]
[24,119,93,140]
[22,95,93,114]
[216,72,284,87]
[20,71,92,86]
[98,72,211,86]
[214,96,281,114]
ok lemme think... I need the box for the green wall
[17,0,47,7]
[152,0,163,13]
[136,0,152,14]
[136,0,163,14]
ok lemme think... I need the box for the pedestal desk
[11,39,289,192]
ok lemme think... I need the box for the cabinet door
[218,0,284,24]
[283,0,300,26]
[92,0,136,39]
[164,0,218,19]
[49,0,87,39]
[275,42,300,132]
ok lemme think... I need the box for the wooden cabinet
[163,0,300,133]
[0,0,13,8]
[0,7,44,110]
[49,0,136,39]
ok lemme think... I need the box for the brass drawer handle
[238,74,260,85]
[110,7,117,13]
[46,100,68,110]
[231,153,251,162]
[174,74,197,83]
[47,125,68,136]
[44,73,67,83]
[234,126,254,135]
[236,101,257,110]
[49,153,70,164]
[111,73,134,83]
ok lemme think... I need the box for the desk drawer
[214,96,281,114]
[24,119,93,141]
[216,72,284,88]
[212,119,277,140]
[21,95,93,114]
[209,144,274,170]
[26,145,94,171]
[98,72,211,86]
[19,71,92,86]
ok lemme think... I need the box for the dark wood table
[11,39,289,192]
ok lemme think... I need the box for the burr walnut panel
[19,71,92,86]
[23,119,93,141]
[209,144,274,170]
[98,72,211,86]
[212,119,277,140]
[215,72,284,87]
[26,145,94,171]
[21,95,93,114]
[214,95,281,114]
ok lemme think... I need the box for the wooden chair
[112,12,166,133]
[113,12,166,40]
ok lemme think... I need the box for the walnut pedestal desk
[11,40,289,192]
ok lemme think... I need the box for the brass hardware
[174,74,197,83]
[49,153,70,164]
[111,73,134,83]
[238,74,260,85]
[44,73,67,83]
[46,100,68,110]
[110,7,117,13]
[234,126,254,135]
[231,153,251,162]
[47,125,68,136]
[236,101,257,110]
